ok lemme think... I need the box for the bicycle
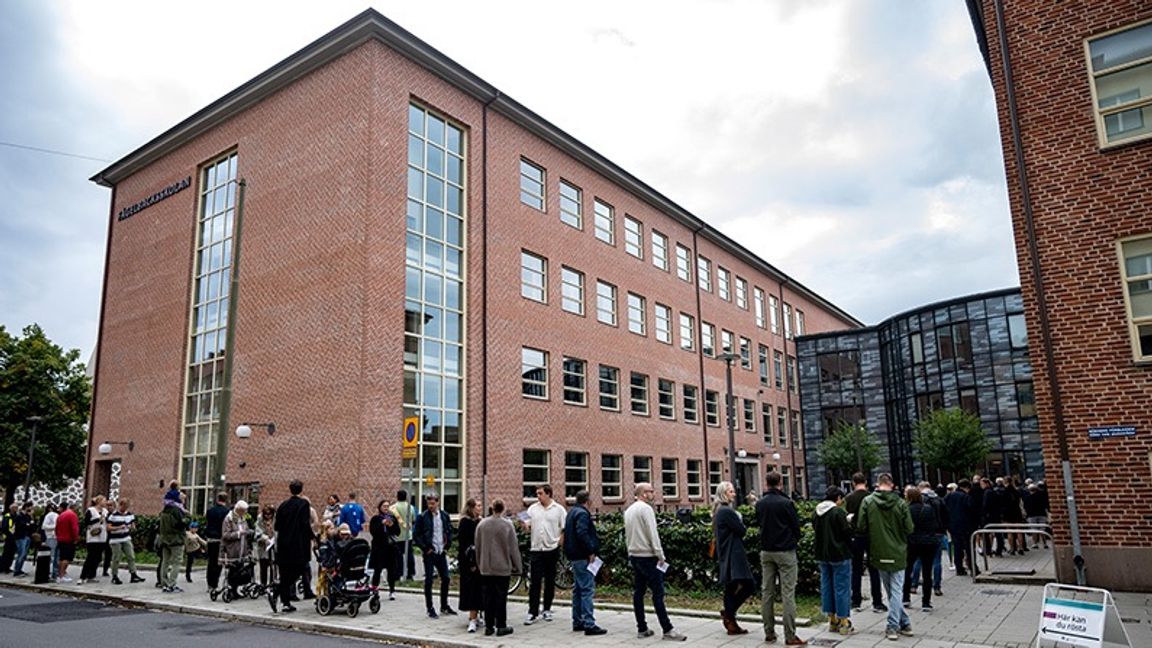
[508,550,572,594]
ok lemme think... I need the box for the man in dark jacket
[203,492,229,591]
[844,472,884,613]
[413,491,455,618]
[755,471,804,645]
[814,486,854,636]
[943,480,973,575]
[274,480,314,614]
[564,490,605,635]
[983,478,1007,556]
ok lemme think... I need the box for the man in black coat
[755,471,803,645]
[943,480,973,576]
[274,480,315,613]
[413,491,455,618]
[983,478,1007,556]
[203,492,230,591]
[564,490,605,635]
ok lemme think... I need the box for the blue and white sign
[1087,426,1137,440]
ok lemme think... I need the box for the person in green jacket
[814,486,854,636]
[157,491,188,593]
[856,473,914,641]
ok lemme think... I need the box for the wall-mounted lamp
[771,451,782,462]
[737,449,748,458]
[235,422,276,438]
[98,440,135,455]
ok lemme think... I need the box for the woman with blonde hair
[79,495,108,583]
[712,481,753,635]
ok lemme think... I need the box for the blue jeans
[13,538,31,574]
[570,558,596,629]
[630,556,672,633]
[878,569,910,631]
[818,559,851,619]
[47,538,59,579]
[911,535,944,588]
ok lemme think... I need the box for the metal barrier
[969,523,1052,580]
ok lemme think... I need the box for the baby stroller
[315,537,379,617]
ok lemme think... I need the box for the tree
[817,421,882,481]
[0,324,91,506]
[913,407,993,477]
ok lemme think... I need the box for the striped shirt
[107,510,135,544]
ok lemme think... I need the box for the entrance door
[736,461,760,503]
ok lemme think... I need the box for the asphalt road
[0,586,399,648]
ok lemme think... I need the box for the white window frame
[601,454,623,500]
[559,179,582,229]
[596,280,617,326]
[523,449,550,499]
[717,267,731,301]
[675,244,691,281]
[743,398,756,432]
[520,251,547,303]
[594,199,614,245]
[624,216,644,258]
[761,402,773,445]
[679,313,695,351]
[519,158,545,210]
[739,337,752,369]
[777,408,788,447]
[708,460,723,491]
[758,344,770,386]
[652,231,669,271]
[1119,233,1152,362]
[783,303,793,339]
[654,303,672,344]
[521,347,548,400]
[657,378,676,420]
[686,459,703,499]
[561,266,584,315]
[627,292,647,336]
[661,458,679,499]
[633,456,652,487]
[754,287,766,328]
[630,372,649,416]
[769,294,780,334]
[721,329,734,355]
[735,276,748,309]
[599,365,620,411]
[701,322,716,357]
[683,384,699,424]
[564,451,589,500]
[705,389,720,426]
[1085,21,1152,148]
[774,350,784,390]
[796,308,806,336]
[697,255,712,292]
[562,356,587,406]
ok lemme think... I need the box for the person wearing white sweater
[623,483,686,642]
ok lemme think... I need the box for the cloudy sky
[0,0,1015,361]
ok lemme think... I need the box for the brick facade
[971,1,1152,590]
[86,11,858,519]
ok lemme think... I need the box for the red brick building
[969,1,1152,590]
[84,10,859,517]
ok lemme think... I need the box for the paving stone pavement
[1,547,1148,647]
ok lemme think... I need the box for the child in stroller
[315,523,379,617]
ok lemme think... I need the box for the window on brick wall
[735,277,748,309]
[783,303,793,338]
[523,449,549,499]
[708,460,723,491]
[761,402,773,445]
[561,266,584,315]
[743,398,755,432]
[594,199,614,244]
[658,379,676,419]
[791,411,802,450]
[787,355,798,392]
[520,251,547,303]
[683,385,699,423]
[562,357,586,405]
[705,390,720,426]
[602,454,622,500]
[721,329,734,355]
[521,347,548,399]
[759,345,770,386]
[701,322,716,357]
[596,281,617,326]
[796,309,806,336]
[634,455,652,486]
[655,304,672,344]
[520,159,545,210]
[740,337,752,369]
[777,408,788,447]
[697,255,712,292]
[774,351,784,390]
[754,287,766,328]
[625,216,644,258]
[599,365,620,411]
[1086,22,1152,147]
[687,459,703,499]
[676,244,691,281]
[661,458,679,499]
[627,293,647,335]
[559,179,582,229]
[652,231,669,271]
[717,267,731,301]
[679,313,695,351]
[1119,234,1152,361]
[769,294,780,334]
[565,451,588,500]
[630,372,649,416]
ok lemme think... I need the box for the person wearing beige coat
[474,499,522,637]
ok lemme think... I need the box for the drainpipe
[991,0,1083,585]
[481,92,500,508]
[689,227,711,486]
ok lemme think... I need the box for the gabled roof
[90,8,862,328]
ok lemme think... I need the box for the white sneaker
[468,619,478,633]
[662,630,687,642]
[57,576,73,583]
[542,610,554,621]
[525,614,539,625]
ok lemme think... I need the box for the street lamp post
[718,352,739,499]
[23,416,43,497]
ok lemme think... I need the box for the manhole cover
[979,588,1018,596]
[0,600,147,623]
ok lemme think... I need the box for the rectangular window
[601,454,622,500]
[769,295,780,334]
[521,347,548,399]
[562,357,586,405]
[791,411,802,449]
[596,281,617,325]
[598,365,620,411]
[960,387,979,415]
[701,322,716,357]
[627,293,647,335]
[697,256,712,291]
[676,244,691,281]
[735,277,748,309]
[633,456,652,486]
[594,199,614,244]
[774,351,784,390]
[743,398,755,432]
[758,345,770,386]
[565,451,588,500]
[781,465,791,495]
[652,231,669,271]
[705,389,720,426]
[624,216,644,258]
[717,267,731,301]
[519,159,545,210]
[708,460,723,491]
[1087,23,1152,146]
[911,332,925,364]
[687,460,703,499]
[787,355,797,392]
[654,304,672,344]
[937,322,973,363]
[1007,313,1029,349]
[559,180,582,229]
[679,313,695,351]
[520,251,547,302]
[661,458,679,499]
[561,266,584,315]
[796,309,806,336]
[1120,235,1152,361]
[777,408,788,447]
[683,385,699,423]
[523,449,550,499]
[1016,382,1037,418]
[783,303,793,338]
[754,287,766,328]
[761,402,773,445]
[658,379,676,419]
[630,372,649,415]
[739,337,752,369]
[721,329,734,355]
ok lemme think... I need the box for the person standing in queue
[414,491,455,619]
[203,492,230,592]
[623,482,687,642]
[714,481,754,636]
[273,480,314,614]
[564,489,606,636]
[475,498,521,637]
[523,484,566,625]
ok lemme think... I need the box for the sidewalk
[2,549,1148,647]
